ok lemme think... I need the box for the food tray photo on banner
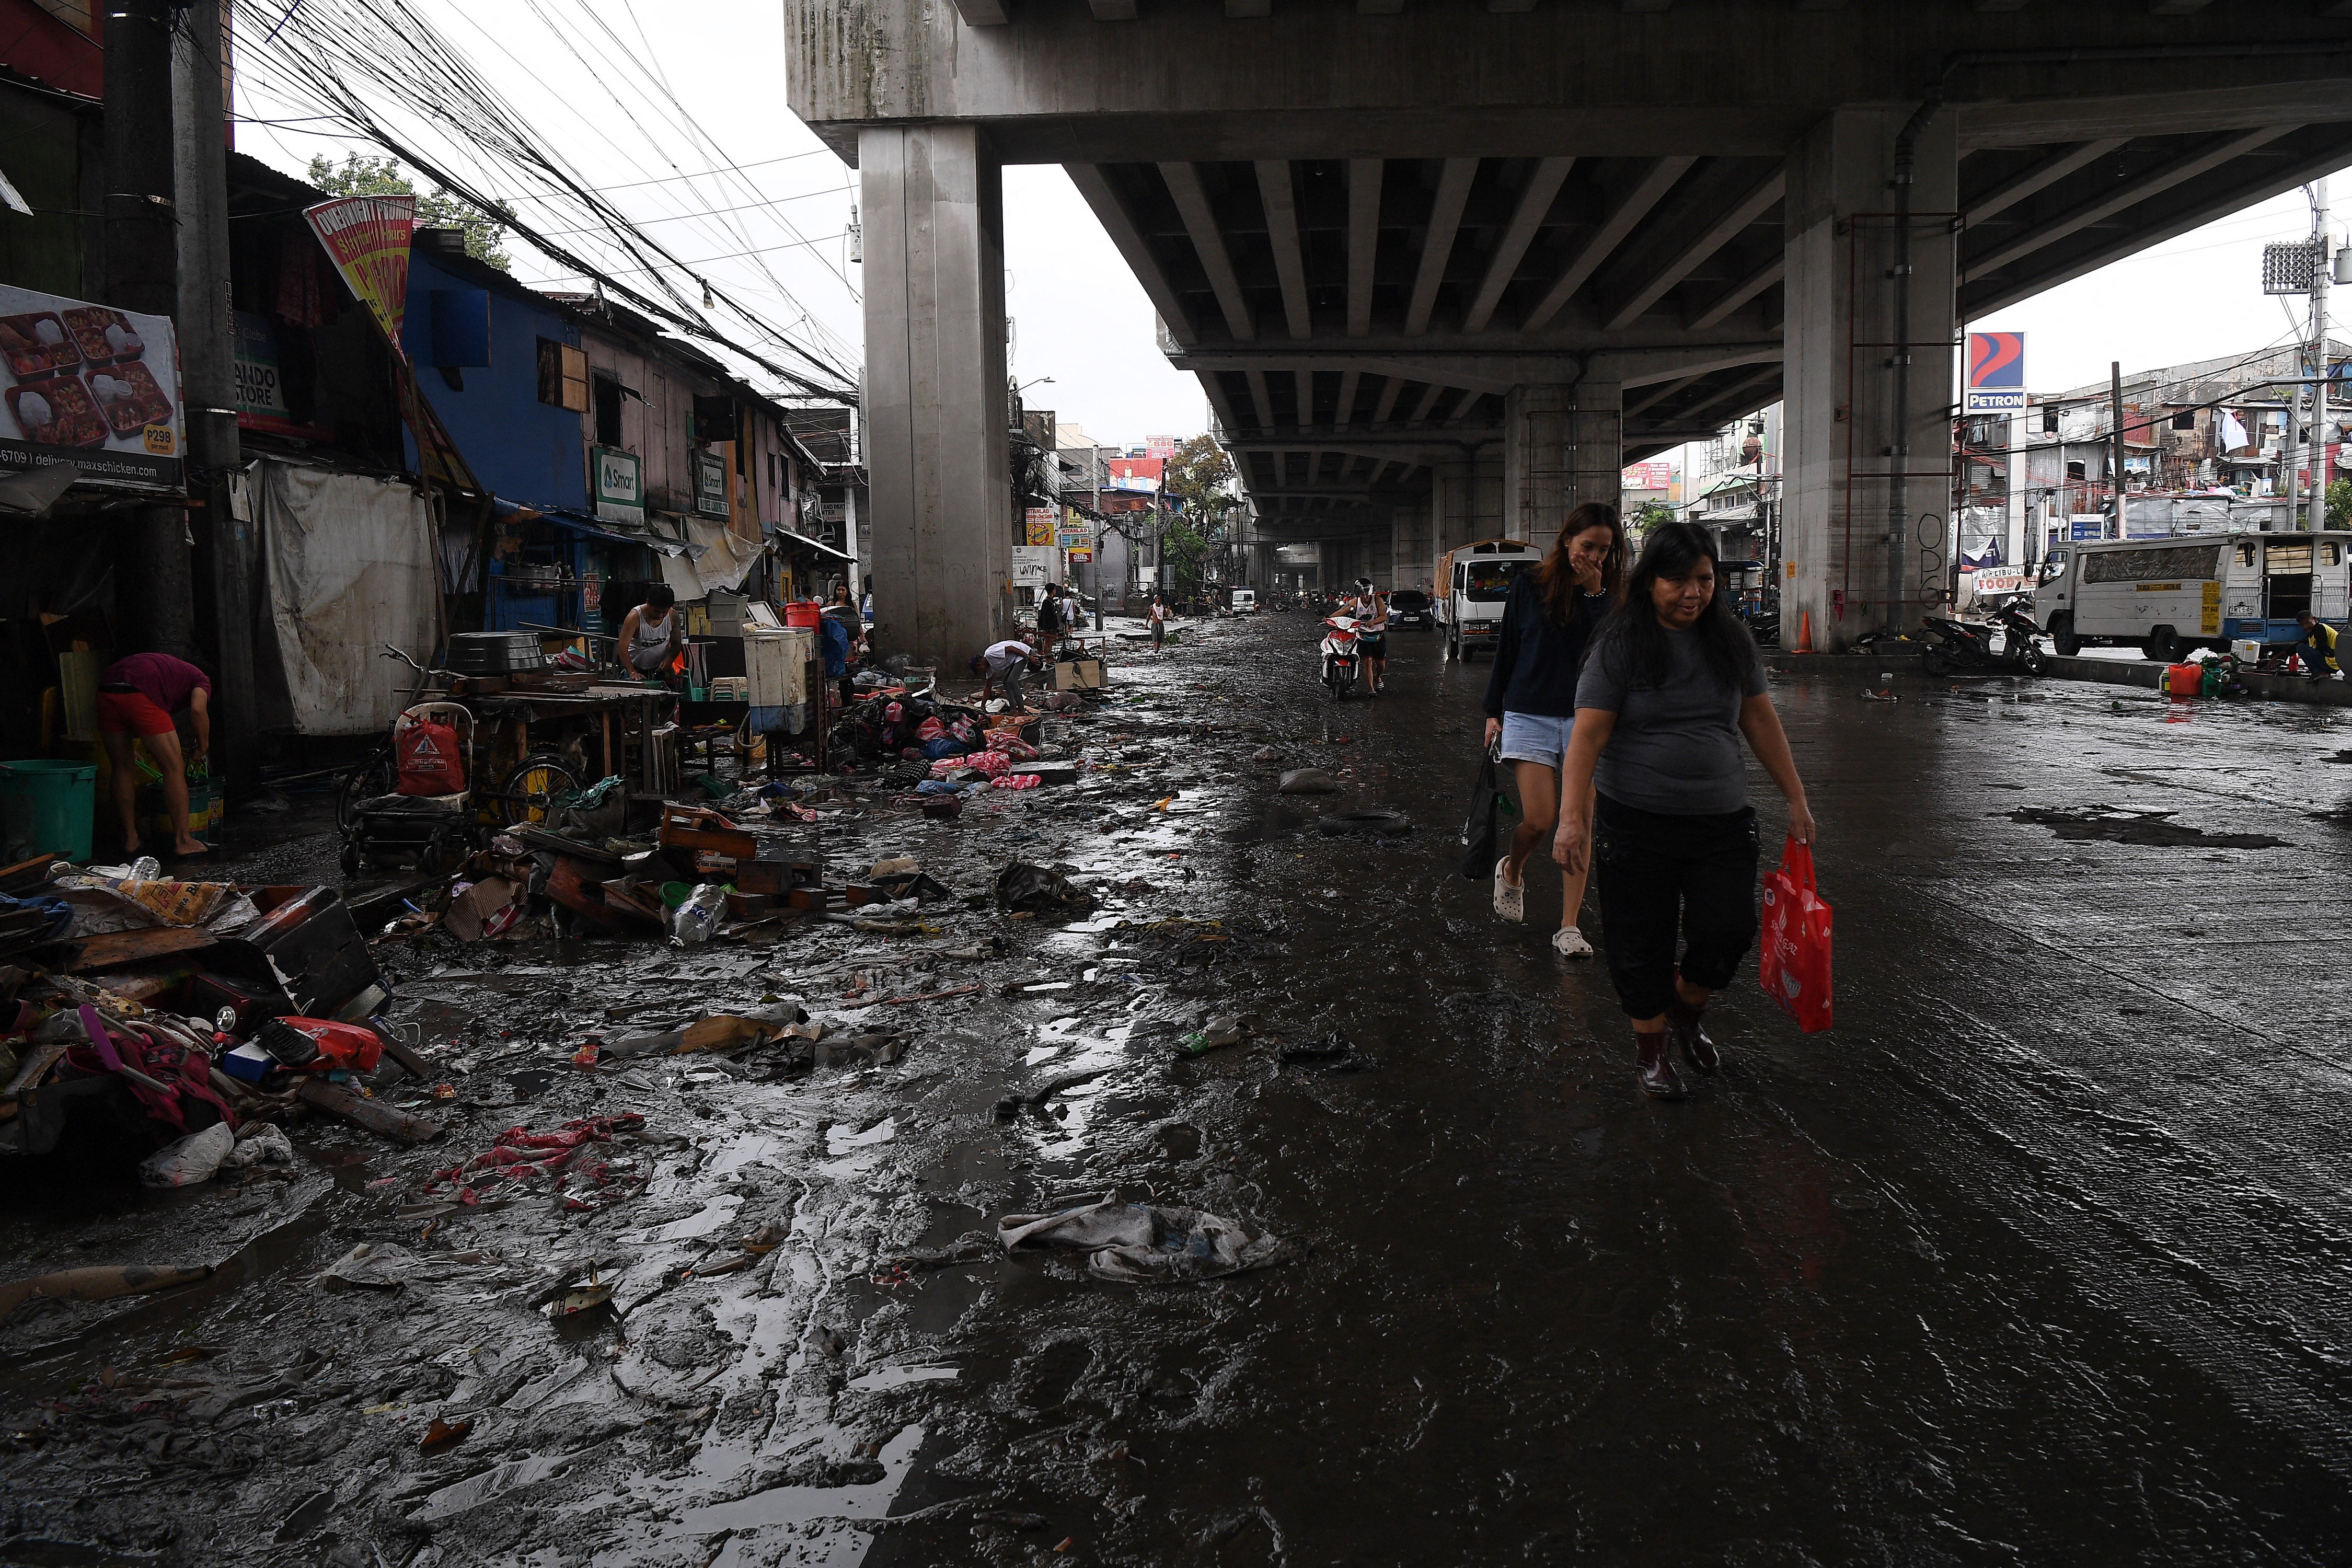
[6,379,106,449]
[0,284,183,492]
[0,312,82,381]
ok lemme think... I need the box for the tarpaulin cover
[253,457,442,736]
[659,514,761,600]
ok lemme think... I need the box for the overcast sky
[231,1,2343,456]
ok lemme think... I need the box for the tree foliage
[1158,516,1213,592]
[307,154,512,272]
[2329,478,2350,533]
[1163,434,1236,520]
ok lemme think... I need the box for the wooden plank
[295,1078,441,1144]
[67,927,218,972]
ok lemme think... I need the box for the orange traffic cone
[1795,609,1814,654]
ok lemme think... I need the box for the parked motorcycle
[1919,605,2045,677]
[1319,615,1364,699]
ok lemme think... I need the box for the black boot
[1634,1030,1684,1100]
[1666,996,1719,1076]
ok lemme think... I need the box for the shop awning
[495,498,695,558]
[772,528,858,564]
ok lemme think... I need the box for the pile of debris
[1,859,433,1168]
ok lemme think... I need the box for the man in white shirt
[971,638,1044,710]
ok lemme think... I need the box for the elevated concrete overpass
[788,0,2352,661]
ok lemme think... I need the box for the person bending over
[972,638,1044,711]
[96,651,213,859]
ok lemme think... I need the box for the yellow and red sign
[303,195,417,351]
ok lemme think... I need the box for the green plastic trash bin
[0,758,96,865]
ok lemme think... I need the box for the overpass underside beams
[810,0,2352,635]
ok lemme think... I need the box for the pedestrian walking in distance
[1553,521,1816,1100]
[1148,593,1170,652]
[1484,501,1625,958]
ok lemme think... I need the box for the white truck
[1435,538,1542,661]
[2031,531,2350,661]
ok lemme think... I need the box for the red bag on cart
[395,713,466,796]
[1759,835,1832,1033]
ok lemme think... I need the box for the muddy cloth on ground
[429,1113,645,1205]
[994,861,1088,913]
[997,1196,1298,1284]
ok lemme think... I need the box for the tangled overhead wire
[235,0,860,403]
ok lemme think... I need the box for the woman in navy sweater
[1482,501,1626,955]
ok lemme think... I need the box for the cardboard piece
[1054,658,1105,691]
[441,876,521,942]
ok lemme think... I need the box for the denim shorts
[1497,710,1574,767]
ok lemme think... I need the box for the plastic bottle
[672,883,727,944]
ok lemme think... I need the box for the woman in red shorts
[95,652,212,859]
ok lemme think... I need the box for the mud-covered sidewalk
[4,615,2350,1566]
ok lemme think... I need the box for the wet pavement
[4,614,2350,1566]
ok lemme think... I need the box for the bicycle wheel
[500,754,581,827]
[336,749,397,831]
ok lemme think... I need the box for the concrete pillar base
[860,124,1013,672]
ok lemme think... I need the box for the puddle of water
[708,1132,789,1176]
[681,1423,924,1540]
[845,1363,960,1392]
[826,1117,897,1154]
[634,1194,743,1243]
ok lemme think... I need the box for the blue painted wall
[400,252,585,511]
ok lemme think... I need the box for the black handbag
[1459,749,1514,879]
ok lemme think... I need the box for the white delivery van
[1229,587,1256,614]
[2031,532,2350,661]
[1435,539,1542,661]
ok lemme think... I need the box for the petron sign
[1964,331,2026,414]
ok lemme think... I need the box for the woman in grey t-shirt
[1553,522,1816,1100]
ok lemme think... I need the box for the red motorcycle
[1319,615,1364,700]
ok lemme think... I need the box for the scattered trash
[994,861,1090,913]
[0,1262,214,1323]
[1277,768,1341,794]
[419,1417,474,1455]
[221,1121,295,1167]
[136,1120,236,1187]
[671,883,728,944]
[1175,1015,1245,1055]
[998,1195,1301,1283]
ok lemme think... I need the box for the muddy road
[3,614,2348,1566]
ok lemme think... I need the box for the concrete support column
[1505,381,1620,543]
[860,124,1012,671]
[1568,378,1622,515]
[1434,455,1487,557]
[1782,107,1958,649]
[1502,385,1567,544]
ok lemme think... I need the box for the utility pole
[104,0,197,660]
[2109,361,2126,540]
[173,0,257,791]
[2310,177,2332,533]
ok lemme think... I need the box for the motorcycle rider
[1348,578,1391,695]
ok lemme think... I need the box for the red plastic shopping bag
[1759,836,1832,1033]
